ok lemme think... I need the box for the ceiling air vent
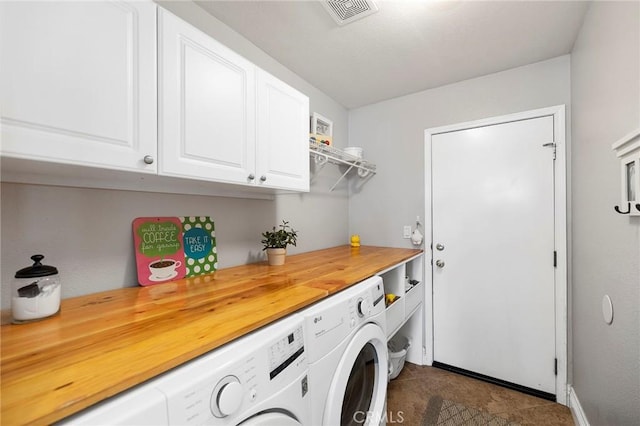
[321,0,379,26]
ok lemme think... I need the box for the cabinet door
[256,70,310,191]
[0,1,157,173]
[158,9,256,185]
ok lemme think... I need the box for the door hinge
[543,142,557,160]
[553,251,557,268]
[554,358,558,376]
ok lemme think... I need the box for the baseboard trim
[568,385,590,426]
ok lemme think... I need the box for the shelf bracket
[330,163,356,191]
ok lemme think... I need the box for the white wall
[348,55,571,248]
[0,0,350,308]
[570,2,640,424]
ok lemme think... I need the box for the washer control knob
[357,298,371,317]
[211,376,243,418]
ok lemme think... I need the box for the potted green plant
[261,220,298,266]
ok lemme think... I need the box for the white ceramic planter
[266,248,286,266]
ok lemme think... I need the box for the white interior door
[431,115,556,395]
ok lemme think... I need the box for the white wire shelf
[309,139,377,191]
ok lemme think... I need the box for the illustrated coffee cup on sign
[149,259,182,279]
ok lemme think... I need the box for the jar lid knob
[15,254,58,278]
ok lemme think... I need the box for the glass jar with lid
[11,254,61,323]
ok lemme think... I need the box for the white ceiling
[196,1,590,109]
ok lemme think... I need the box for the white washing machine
[61,314,310,426]
[301,276,388,426]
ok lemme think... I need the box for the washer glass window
[341,342,378,426]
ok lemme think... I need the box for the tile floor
[386,363,575,425]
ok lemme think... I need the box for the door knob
[436,243,445,251]
[248,173,255,181]
[143,155,154,165]
[260,175,267,182]
[435,260,445,268]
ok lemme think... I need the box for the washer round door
[324,323,388,426]
[239,411,301,426]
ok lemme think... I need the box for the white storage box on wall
[612,128,640,216]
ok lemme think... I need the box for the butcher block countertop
[1,245,422,425]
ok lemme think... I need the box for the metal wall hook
[614,202,631,214]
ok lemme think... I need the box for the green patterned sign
[180,216,218,277]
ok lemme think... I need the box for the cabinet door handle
[143,155,154,165]
[260,175,267,182]
[248,174,255,180]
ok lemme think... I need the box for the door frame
[423,105,568,405]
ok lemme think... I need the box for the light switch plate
[403,226,412,239]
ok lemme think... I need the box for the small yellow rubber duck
[350,234,361,247]
[385,293,398,306]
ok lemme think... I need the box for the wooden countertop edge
[1,245,422,425]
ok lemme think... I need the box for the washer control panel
[303,276,385,363]
[149,319,307,425]
[268,326,304,380]
[370,278,385,310]
[349,278,384,324]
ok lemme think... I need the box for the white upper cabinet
[0,1,157,173]
[158,9,309,192]
[158,9,256,185]
[1,3,309,195]
[256,70,310,191]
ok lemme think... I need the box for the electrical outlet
[403,226,412,239]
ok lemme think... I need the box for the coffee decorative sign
[132,217,218,286]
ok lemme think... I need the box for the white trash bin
[387,334,410,380]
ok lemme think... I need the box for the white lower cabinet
[1,2,310,195]
[0,0,157,173]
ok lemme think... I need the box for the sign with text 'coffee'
[132,217,218,286]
